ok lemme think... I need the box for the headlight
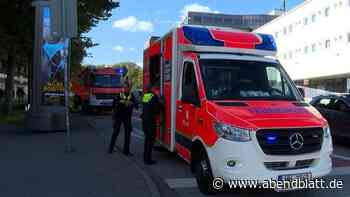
[214,122,251,142]
[323,126,331,139]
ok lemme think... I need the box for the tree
[0,0,35,114]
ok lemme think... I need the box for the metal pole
[64,38,72,153]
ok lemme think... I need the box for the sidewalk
[0,115,157,197]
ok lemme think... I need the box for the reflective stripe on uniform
[142,93,154,103]
[120,93,132,101]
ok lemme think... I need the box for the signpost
[50,0,78,153]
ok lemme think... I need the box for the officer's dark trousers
[142,119,156,162]
[108,116,132,153]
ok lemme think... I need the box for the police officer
[108,84,137,155]
[142,84,161,165]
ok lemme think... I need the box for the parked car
[310,94,350,140]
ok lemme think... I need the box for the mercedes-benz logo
[289,132,304,150]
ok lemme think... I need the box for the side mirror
[298,87,305,98]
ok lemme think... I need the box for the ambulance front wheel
[194,148,217,195]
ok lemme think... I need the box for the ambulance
[143,25,333,194]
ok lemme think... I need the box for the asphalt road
[88,112,350,197]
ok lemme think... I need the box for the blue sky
[83,0,304,66]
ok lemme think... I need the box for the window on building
[284,53,288,59]
[312,14,317,22]
[325,7,330,17]
[304,17,308,25]
[347,33,350,42]
[275,32,279,38]
[325,40,331,48]
[289,24,293,33]
[304,46,309,54]
[289,51,293,59]
[283,27,287,35]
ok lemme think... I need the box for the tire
[194,148,217,195]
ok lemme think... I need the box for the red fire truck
[72,66,127,112]
[143,25,333,194]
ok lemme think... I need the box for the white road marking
[132,128,145,140]
[132,132,144,140]
[165,178,197,189]
[332,154,350,161]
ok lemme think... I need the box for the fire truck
[72,66,127,112]
[143,25,333,194]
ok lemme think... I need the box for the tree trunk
[3,50,16,115]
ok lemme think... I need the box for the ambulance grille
[96,94,118,100]
[256,128,323,155]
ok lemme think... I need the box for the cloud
[129,47,136,51]
[112,45,124,52]
[113,16,154,32]
[180,3,220,21]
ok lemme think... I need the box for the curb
[85,115,161,197]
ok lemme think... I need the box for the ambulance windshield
[200,59,298,101]
[93,74,123,88]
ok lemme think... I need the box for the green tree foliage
[0,0,119,114]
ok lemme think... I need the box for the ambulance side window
[181,62,200,106]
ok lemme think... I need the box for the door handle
[197,118,204,125]
[177,105,183,110]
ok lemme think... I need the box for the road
[87,112,350,197]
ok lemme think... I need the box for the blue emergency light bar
[182,26,277,52]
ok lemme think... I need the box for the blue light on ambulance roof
[255,34,277,52]
[265,133,278,144]
[183,26,224,47]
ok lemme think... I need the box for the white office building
[256,0,350,93]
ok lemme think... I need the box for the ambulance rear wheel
[195,149,216,195]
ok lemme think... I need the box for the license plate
[276,172,312,191]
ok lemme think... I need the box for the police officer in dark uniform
[142,84,161,165]
[108,84,137,155]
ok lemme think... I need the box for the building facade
[256,0,350,93]
[185,12,277,31]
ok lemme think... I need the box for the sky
[82,0,304,67]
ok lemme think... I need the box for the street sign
[50,0,78,38]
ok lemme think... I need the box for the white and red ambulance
[143,25,333,194]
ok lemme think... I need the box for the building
[256,0,350,93]
[185,12,277,31]
[0,61,28,101]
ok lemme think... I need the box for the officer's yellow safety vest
[142,93,154,103]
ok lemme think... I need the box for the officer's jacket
[141,91,161,122]
[113,92,137,118]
